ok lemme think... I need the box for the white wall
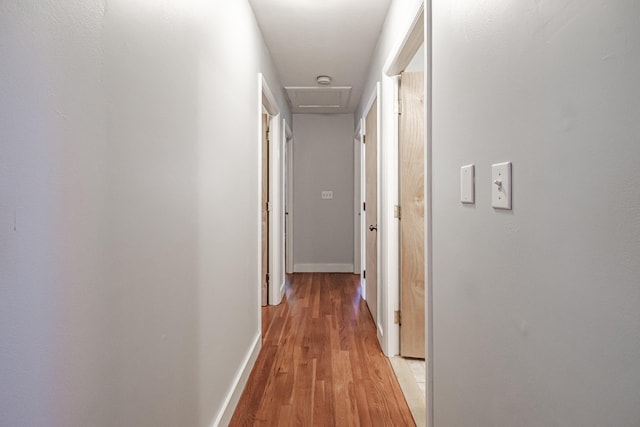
[432,1,640,425]
[0,1,289,426]
[356,0,424,355]
[292,114,355,272]
[356,0,424,120]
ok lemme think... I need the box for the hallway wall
[432,0,640,425]
[356,0,424,121]
[0,1,289,426]
[292,114,355,272]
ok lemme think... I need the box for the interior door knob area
[369,224,377,231]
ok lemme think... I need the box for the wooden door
[365,100,378,326]
[261,114,269,306]
[399,72,425,358]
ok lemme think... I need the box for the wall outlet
[321,191,333,200]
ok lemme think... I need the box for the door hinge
[266,273,270,283]
[394,99,402,115]
[363,202,366,211]
[362,135,366,145]
[363,270,366,279]
[394,205,401,219]
[394,310,401,325]
[266,201,272,212]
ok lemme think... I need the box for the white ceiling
[249,0,392,114]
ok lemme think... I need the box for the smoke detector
[316,75,332,86]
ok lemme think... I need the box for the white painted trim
[358,118,367,298]
[280,280,286,300]
[369,1,433,424]
[281,122,294,274]
[362,88,379,136]
[424,2,434,425]
[259,74,284,307]
[377,70,401,358]
[384,3,426,76]
[375,0,426,359]
[354,124,361,141]
[353,117,362,140]
[359,117,366,298]
[353,137,361,274]
[285,121,293,140]
[294,263,355,273]
[257,74,265,315]
[261,75,279,116]
[354,118,363,275]
[373,81,384,355]
[271,115,284,306]
[211,332,261,427]
[268,114,282,306]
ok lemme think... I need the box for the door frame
[258,74,284,307]
[375,1,425,357]
[353,119,363,275]
[362,83,382,338]
[378,2,433,425]
[261,112,270,307]
[284,120,294,276]
[359,117,366,292]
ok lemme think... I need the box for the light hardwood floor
[230,273,415,426]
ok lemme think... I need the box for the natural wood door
[261,114,269,306]
[399,72,425,358]
[365,99,378,327]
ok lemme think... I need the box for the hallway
[3,1,640,425]
[230,274,414,426]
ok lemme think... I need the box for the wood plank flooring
[230,273,415,426]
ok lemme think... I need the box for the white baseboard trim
[279,280,285,299]
[212,332,261,427]
[294,263,355,273]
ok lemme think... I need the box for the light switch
[460,164,475,204]
[492,161,512,209]
[321,190,333,200]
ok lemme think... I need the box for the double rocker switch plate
[460,162,512,210]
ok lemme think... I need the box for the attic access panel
[285,86,352,114]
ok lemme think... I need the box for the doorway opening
[375,2,431,426]
[259,74,286,308]
[261,111,270,307]
[362,84,381,335]
[284,122,294,275]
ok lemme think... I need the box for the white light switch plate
[321,190,333,200]
[460,164,475,204]
[492,161,512,209]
